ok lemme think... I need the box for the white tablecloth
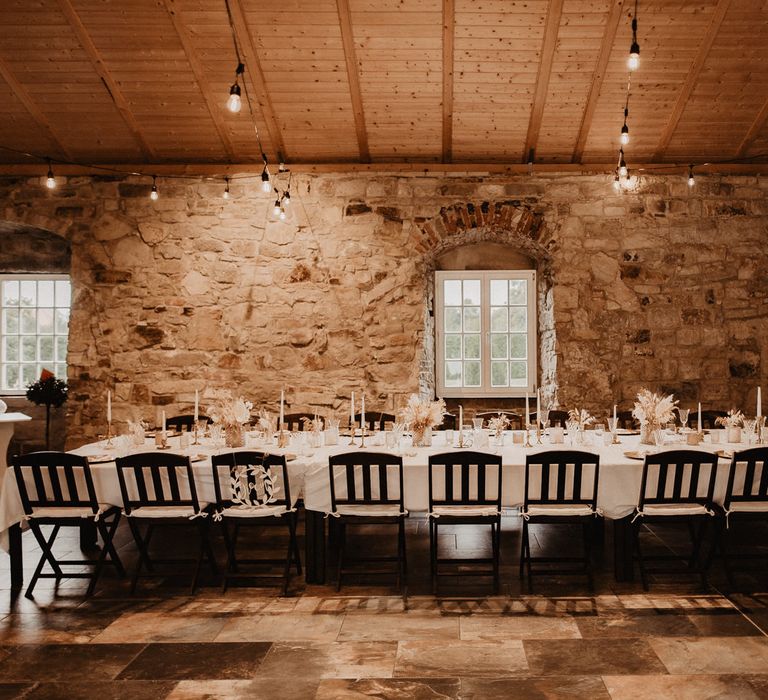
[0,431,742,550]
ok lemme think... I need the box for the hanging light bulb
[150,176,159,201]
[261,166,271,193]
[226,63,245,113]
[618,149,628,178]
[688,164,695,187]
[282,190,290,208]
[273,198,281,217]
[279,207,287,221]
[620,123,629,145]
[628,15,640,71]
[45,161,56,189]
[613,172,621,192]
[223,177,231,199]
[227,84,241,113]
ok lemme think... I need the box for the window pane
[463,306,480,333]
[464,334,480,360]
[490,307,508,332]
[491,334,508,359]
[55,308,69,334]
[491,361,508,387]
[444,279,462,306]
[55,363,66,379]
[37,308,54,334]
[20,281,36,307]
[444,334,461,360]
[509,307,527,333]
[20,308,36,334]
[509,280,527,305]
[21,363,37,386]
[38,336,54,362]
[4,336,19,362]
[445,307,461,332]
[56,336,68,362]
[4,364,20,390]
[510,334,527,359]
[445,361,462,387]
[38,280,54,307]
[3,280,19,306]
[3,308,19,334]
[510,361,527,386]
[21,336,36,361]
[55,280,71,307]
[464,361,481,387]
[462,279,481,305]
[490,279,507,306]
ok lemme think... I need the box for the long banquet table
[0,430,740,589]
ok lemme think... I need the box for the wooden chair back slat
[116,452,198,515]
[524,450,600,509]
[428,451,503,509]
[12,452,98,515]
[328,451,404,511]
[724,448,768,507]
[639,450,718,509]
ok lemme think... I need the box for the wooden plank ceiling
[0,0,766,166]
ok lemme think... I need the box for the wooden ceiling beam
[162,0,236,161]
[226,0,287,162]
[523,0,564,164]
[572,0,625,164]
[0,55,73,161]
[56,0,156,161]
[736,97,768,159]
[441,0,455,163]
[4,162,768,176]
[651,0,731,162]
[336,0,370,163]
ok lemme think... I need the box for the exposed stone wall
[0,172,766,447]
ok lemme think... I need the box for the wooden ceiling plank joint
[0,55,73,162]
[162,0,237,161]
[56,0,156,161]
[736,97,768,159]
[571,0,625,164]
[227,0,287,162]
[442,0,455,164]
[523,0,564,164]
[651,0,732,162]
[336,0,370,163]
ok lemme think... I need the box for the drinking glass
[210,424,224,448]
[742,417,757,445]
[677,408,690,430]
[607,416,618,436]
[565,420,578,446]
[472,418,484,431]
[594,423,605,443]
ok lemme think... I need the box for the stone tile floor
[0,513,767,698]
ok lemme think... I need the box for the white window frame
[0,273,71,395]
[435,270,537,398]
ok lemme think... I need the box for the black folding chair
[521,450,600,592]
[12,451,124,599]
[714,447,768,587]
[328,451,407,598]
[165,414,211,432]
[282,413,324,431]
[354,412,396,433]
[115,452,216,594]
[428,451,503,594]
[211,451,301,595]
[632,449,719,590]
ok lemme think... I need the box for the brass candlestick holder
[348,421,356,446]
[523,423,532,448]
[105,421,114,448]
[359,423,366,448]
[535,422,543,445]
[457,429,466,448]
[192,423,201,446]
[277,428,289,449]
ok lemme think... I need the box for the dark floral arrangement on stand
[26,369,68,450]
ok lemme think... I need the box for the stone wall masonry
[0,171,766,447]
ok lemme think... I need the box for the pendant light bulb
[282,191,290,208]
[688,165,695,188]
[227,83,241,113]
[150,177,159,201]
[618,149,628,178]
[261,167,271,193]
[279,207,287,221]
[45,165,56,190]
[613,173,621,192]
[628,43,640,71]
[620,123,629,146]
[273,199,281,217]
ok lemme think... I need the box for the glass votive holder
[550,427,565,444]
[443,429,454,445]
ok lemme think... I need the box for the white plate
[87,454,115,464]
[624,450,650,460]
